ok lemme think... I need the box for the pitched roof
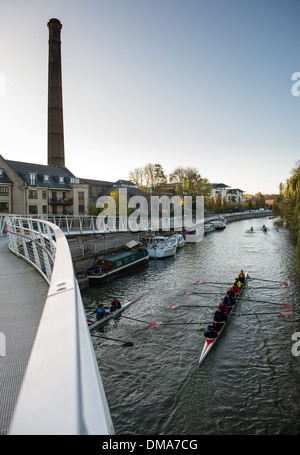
[6,160,75,177]
[0,170,13,184]
[6,160,77,189]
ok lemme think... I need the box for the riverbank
[73,209,272,288]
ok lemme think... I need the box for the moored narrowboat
[87,248,149,284]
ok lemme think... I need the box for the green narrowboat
[86,248,149,284]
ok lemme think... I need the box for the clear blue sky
[0,0,299,194]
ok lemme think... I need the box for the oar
[121,315,214,326]
[245,285,289,290]
[91,334,134,346]
[231,311,292,317]
[249,277,289,285]
[149,321,215,326]
[183,291,223,296]
[240,298,290,307]
[170,304,216,309]
[193,281,231,285]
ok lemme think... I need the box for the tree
[215,193,222,213]
[129,163,167,192]
[169,166,211,208]
[274,161,300,264]
[128,167,145,189]
[86,200,99,216]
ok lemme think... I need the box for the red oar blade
[149,322,162,327]
[183,292,192,295]
[170,305,179,309]
[281,311,292,314]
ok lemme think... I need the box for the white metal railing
[6,217,114,435]
[0,211,272,237]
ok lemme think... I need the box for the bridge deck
[0,237,48,434]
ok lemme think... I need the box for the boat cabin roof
[104,250,140,263]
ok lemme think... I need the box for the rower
[218,300,229,315]
[96,303,109,320]
[226,288,236,306]
[213,305,227,332]
[238,270,245,284]
[235,277,242,289]
[232,281,240,298]
[204,325,218,339]
[223,291,234,309]
[110,297,121,313]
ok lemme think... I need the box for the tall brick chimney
[47,18,65,168]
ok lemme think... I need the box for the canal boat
[199,272,248,365]
[86,248,149,284]
[144,235,177,259]
[88,294,144,332]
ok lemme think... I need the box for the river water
[81,217,300,435]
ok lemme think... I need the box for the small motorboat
[170,233,185,248]
[144,235,177,259]
[204,222,215,234]
[209,217,226,230]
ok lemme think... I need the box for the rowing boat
[199,272,248,365]
[88,294,144,332]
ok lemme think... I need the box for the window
[30,174,37,186]
[59,177,64,183]
[42,190,47,199]
[28,205,38,214]
[42,205,47,214]
[78,191,85,214]
[0,186,9,196]
[0,202,9,212]
[44,175,49,182]
[0,169,4,177]
[28,190,38,199]
[70,178,80,184]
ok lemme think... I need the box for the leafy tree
[274,161,300,265]
[86,200,99,216]
[129,163,167,192]
[169,166,211,208]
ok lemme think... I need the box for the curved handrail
[6,217,114,435]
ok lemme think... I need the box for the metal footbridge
[0,217,114,435]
